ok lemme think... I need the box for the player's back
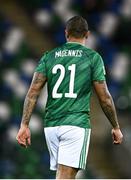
[35,42,105,128]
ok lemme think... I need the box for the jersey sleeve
[92,53,106,81]
[35,52,48,76]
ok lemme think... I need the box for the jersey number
[52,64,77,98]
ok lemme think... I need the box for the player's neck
[67,38,86,46]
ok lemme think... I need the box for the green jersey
[35,42,106,128]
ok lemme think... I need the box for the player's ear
[65,29,69,39]
[85,31,90,39]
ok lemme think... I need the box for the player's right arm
[16,72,47,147]
[93,81,123,144]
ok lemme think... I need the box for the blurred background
[0,0,131,179]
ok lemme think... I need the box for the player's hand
[16,124,31,148]
[111,128,123,144]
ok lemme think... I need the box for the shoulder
[81,46,103,65]
[39,51,49,62]
[81,46,99,58]
[40,44,65,61]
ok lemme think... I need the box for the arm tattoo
[99,86,119,128]
[21,73,46,126]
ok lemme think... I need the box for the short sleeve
[35,52,48,76]
[92,53,106,81]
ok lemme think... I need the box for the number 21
[52,64,77,98]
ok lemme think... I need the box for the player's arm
[93,80,123,144]
[21,72,46,126]
[16,72,47,147]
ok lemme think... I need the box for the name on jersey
[55,50,83,58]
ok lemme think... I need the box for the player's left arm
[16,72,47,147]
[93,80,123,144]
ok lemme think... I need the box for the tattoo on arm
[100,97,119,128]
[94,81,119,129]
[21,73,47,126]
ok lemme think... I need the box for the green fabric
[35,42,106,128]
[79,128,89,169]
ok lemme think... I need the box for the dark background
[0,0,131,178]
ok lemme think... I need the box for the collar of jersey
[66,41,85,47]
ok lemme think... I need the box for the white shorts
[44,126,91,170]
